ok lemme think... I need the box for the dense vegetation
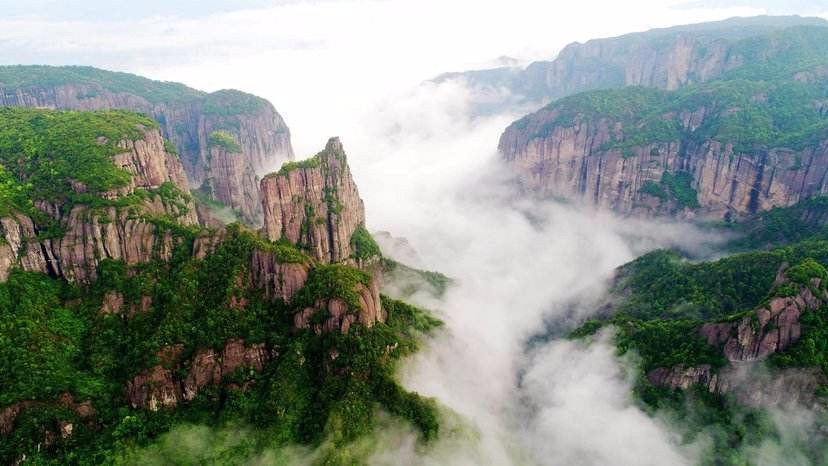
[569,196,828,465]
[273,155,322,177]
[0,107,157,208]
[202,90,269,116]
[725,196,828,250]
[207,131,242,154]
[0,224,443,464]
[349,226,381,262]
[0,107,169,239]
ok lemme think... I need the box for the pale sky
[0,0,824,155]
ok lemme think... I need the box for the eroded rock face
[0,74,293,224]
[0,393,95,438]
[250,249,309,303]
[439,17,827,112]
[0,128,198,283]
[648,364,826,408]
[260,137,366,263]
[647,271,828,406]
[699,282,824,362]
[128,340,270,410]
[499,108,828,219]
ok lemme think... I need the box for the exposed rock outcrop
[127,339,270,410]
[0,127,199,283]
[0,393,94,437]
[0,66,294,224]
[699,284,824,362]
[647,364,825,408]
[250,249,309,303]
[260,137,366,263]
[294,272,385,334]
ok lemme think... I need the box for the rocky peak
[260,137,366,264]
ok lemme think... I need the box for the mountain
[499,24,828,219]
[436,15,828,113]
[0,107,441,464]
[0,65,294,225]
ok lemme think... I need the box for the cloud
[338,79,726,464]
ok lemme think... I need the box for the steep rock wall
[499,98,828,219]
[260,137,366,263]
[0,128,198,283]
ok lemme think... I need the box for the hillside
[436,15,828,113]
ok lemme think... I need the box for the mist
[317,78,722,465]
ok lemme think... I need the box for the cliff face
[500,110,828,219]
[260,137,366,263]
[518,17,825,99]
[0,126,198,283]
[0,67,294,224]
[127,339,271,411]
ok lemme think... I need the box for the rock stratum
[0,65,294,224]
[0,109,198,283]
[499,25,828,219]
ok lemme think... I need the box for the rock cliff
[0,112,198,283]
[0,66,294,224]
[260,137,366,263]
[128,339,271,411]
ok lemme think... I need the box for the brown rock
[260,137,366,263]
[499,106,828,219]
[127,365,181,411]
[250,249,309,302]
[100,291,125,315]
[293,277,384,334]
[182,339,270,401]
